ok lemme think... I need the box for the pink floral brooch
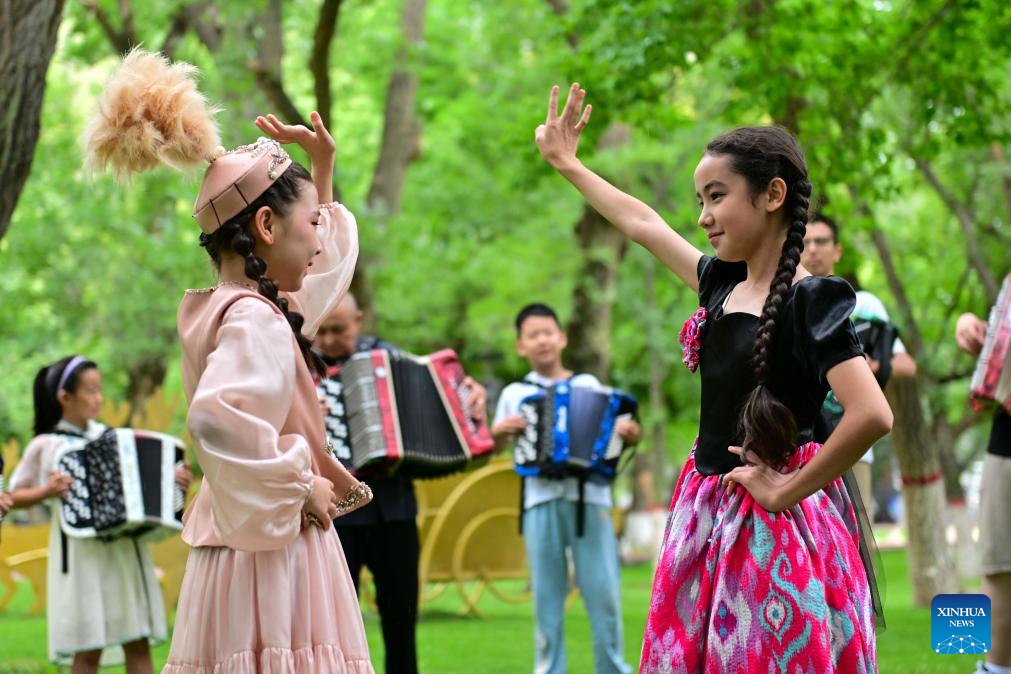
[679,307,708,373]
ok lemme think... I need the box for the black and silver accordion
[321,349,494,479]
[54,428,185,540]
[513,382,638,480]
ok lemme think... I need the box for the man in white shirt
[492,303,639,674]
[801,213,917,514]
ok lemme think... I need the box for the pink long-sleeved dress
[162,202,374,674]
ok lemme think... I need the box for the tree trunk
[0,0,65,242]
[124,355,168,426]
[885,376,959,606]
[636,254,668,509]
[565,205,629,378]
[565,124,631,378]
[359,0,426,329]
[365,0,425,217]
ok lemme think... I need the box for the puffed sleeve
[9,435,57,491]
[791,276,864,388]
[286,202,359,338]
[697,255,747,308]
[186,296,315,551]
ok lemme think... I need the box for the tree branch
[80,0,134,54]
[117,0,136,47]
[246,60,309,129]
[912,154,999,301]
[853,192,927,358]
[161,2,221,59]
[310,0,342,129]
[935,368,976,385]
[993,143,1011,222]
[246,1,311,133]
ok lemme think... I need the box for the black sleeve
[698,255,745,306]
[696,255,716,306]
[791,276,864,388]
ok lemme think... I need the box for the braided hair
[705,127,812,468]
[199,162,325,377]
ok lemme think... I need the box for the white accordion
[54,428,185,540]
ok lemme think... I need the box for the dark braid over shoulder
[706,127,812,468]
[199,162,326,377]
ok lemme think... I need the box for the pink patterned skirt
[640,442,875,674]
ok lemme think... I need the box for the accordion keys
[513,383,638,480]
[55,428,186,541]
[324,349,495,479]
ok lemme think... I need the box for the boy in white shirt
[492,303,639,674]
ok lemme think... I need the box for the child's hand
[955,312,986,356]
[462,377,488,422]
[46,470,73,500]
[0,492,12,516]
[492,415,527,438]
[303,475,338,529]
[174,464,195,492]
[616,418,641,445]
[535,83,592,171]
[721,446,798,513]
[255,111,336,163]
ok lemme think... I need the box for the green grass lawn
[0,549,986,673]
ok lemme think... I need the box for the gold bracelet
[336,482,372,514]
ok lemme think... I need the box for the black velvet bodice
[692,256,863,475]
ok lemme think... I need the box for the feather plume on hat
[83,48,223,181]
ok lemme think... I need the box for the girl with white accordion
[6,356,188,672]
[536,84,893,673]
[84,49,375,674]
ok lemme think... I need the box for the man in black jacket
[314,294,487,674]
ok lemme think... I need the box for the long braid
[706,126,813,468]
[740,178,811,467]
[200,163,325,377]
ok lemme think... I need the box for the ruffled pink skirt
[162,526,373,674]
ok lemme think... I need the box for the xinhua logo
[931,594,991,655]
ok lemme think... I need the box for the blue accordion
[513,382,638,480]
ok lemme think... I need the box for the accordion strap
[518,476,525,536]
[575,476,586,538]
[61,529,69,574]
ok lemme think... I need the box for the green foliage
[0,0,1008,484]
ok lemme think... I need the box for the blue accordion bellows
[513,382,638,480]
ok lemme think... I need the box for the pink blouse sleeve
[9,435,56,491]
[286,202,359,337]
[187,297,314,551]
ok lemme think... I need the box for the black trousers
[336,519,420,674]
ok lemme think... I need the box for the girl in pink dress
[85,49,375,674]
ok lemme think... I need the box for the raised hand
[255,111,336,164]
[535,83,592,170]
